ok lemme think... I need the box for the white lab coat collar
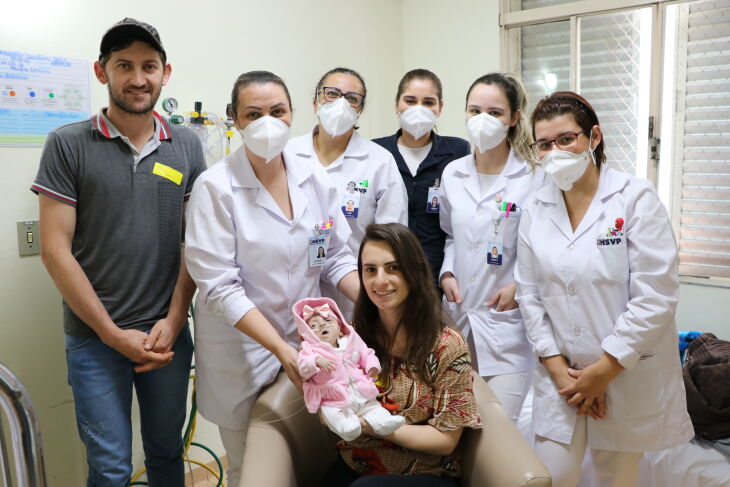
[452,149,530,204]
[228,146,315,224]
[229,146,315,189]
[535,163,630,241]
[291,127,369,168]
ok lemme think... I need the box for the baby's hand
[315,356,336,372]
[367,367,379,378]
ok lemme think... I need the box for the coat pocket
[590,242,629,284]
[606,355,664,419]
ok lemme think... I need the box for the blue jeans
[65,327,193,487]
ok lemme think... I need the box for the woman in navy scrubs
[373,69,470,286]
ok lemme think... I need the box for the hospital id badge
[487,241,503,266]
[341,191,360,219]
[426,186,440,214]
[308,233,330,267]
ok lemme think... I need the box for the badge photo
[341,190,360,218]
[426,186,440,214]
[487,241,503,266]
[308,235,328,267]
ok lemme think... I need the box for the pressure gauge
[161,97,178,114]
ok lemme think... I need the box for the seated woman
[324,223,482,487]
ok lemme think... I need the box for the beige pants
[535,415,643,487]
[483,371,531,423]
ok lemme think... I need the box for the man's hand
[105,328,174,373]
[144,317,184,353]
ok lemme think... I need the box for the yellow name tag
[152,162,183,185]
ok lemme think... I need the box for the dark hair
[99,38,167,68]
[466,72,535,163]
[353,223,444,382]
[531,91,606,165]
[313,67,367,109]
[230,71,292,118]
[395,69,443,103]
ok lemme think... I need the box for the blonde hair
[466,73,536,167]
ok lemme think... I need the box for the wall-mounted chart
[0,50,90,146]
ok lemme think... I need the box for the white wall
[401,0,501,141]
[677,282,730,339]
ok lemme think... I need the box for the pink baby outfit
[294,297,404,441]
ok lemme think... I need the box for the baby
[293,297,405,441]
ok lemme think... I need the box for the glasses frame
[319,86,365,108]
[531,130,585,155]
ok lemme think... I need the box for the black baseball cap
[99,18,166,61]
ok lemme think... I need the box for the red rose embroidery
[615,218,624,231]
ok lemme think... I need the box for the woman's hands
[542,354,614,420]
[274,344,303,392]
[559,353,623,419]
[440,272,462,304]
[486,281,518,311]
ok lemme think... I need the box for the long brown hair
[353,223,444,381]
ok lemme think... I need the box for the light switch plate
[17,220,40,256]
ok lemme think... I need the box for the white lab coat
[515,165,694,452]
[184,146,357,429]
[287,129,407,318]
[440,150,545,376]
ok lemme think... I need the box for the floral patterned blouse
[338,327,481,477]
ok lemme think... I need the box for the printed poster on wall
[0,50,91,146]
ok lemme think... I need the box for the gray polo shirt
[32,109,207,338]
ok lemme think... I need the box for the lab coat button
[573,328,581,336]
[568,286,576,295]
[568,244,575,251]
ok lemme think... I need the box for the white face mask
[317,97,359,137]
[399,105,437,140]
[466,113,509,153]
[239,115,290,163]
[540,137,595,191]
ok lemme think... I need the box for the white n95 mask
[239,116,290,163]
[399,105,437,140]
[317,97,359,137]
[541,145,594,191]
[466,113,509,153]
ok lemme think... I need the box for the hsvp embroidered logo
[597,218,624,246]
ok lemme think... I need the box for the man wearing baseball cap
[32,18,206,486]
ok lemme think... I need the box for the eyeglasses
[531,131,584,156]
[319,86,365,108]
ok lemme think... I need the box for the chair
[240,372,551,487]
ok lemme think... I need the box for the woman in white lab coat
[439,73,543,422]
[515,91,694,487]
[287,67,407,320]
[184,71,359,487]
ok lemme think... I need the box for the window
[502,0,730,281]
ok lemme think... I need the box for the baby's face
[307,314,341,346]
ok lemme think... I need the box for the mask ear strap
[588,130,597,165]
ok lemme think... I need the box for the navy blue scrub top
[373,130,470,286]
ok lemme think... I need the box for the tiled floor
[184,455,228,487]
